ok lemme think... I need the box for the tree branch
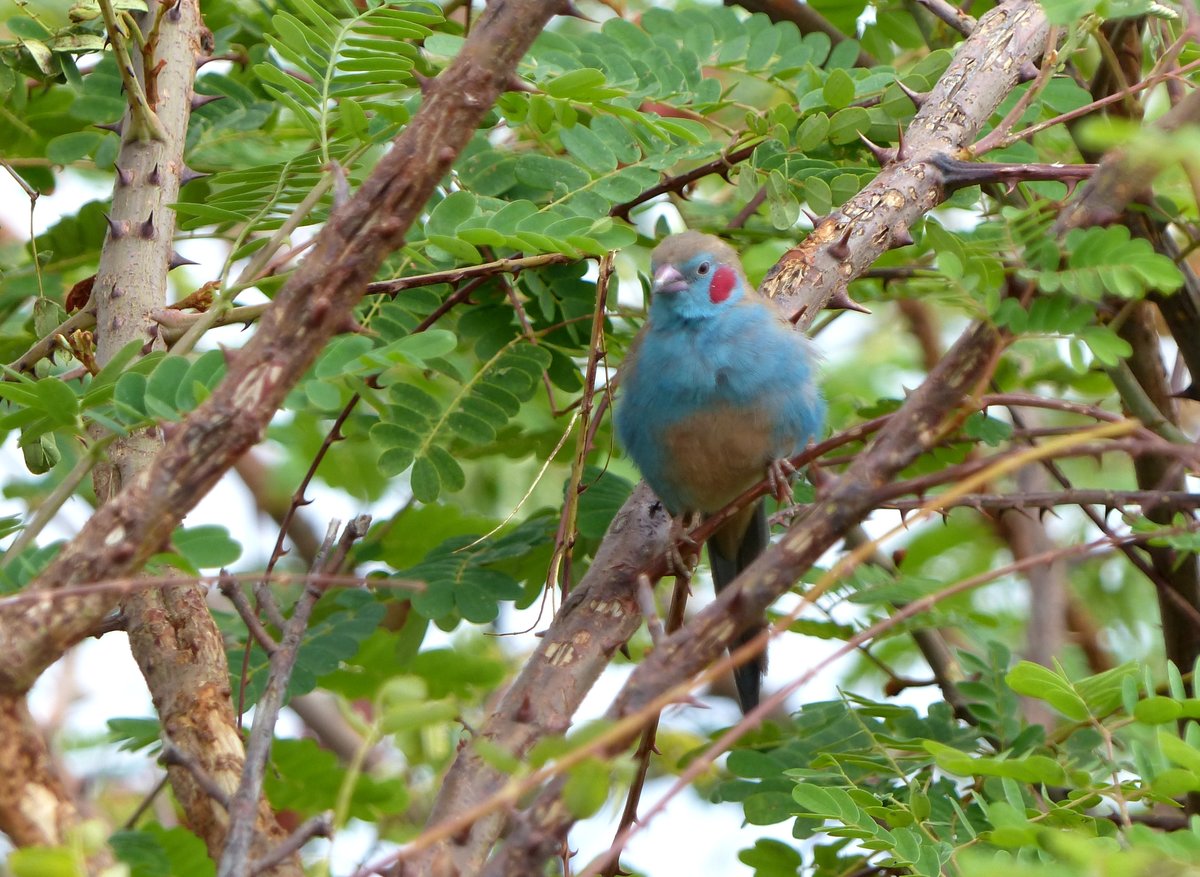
[0,0,561,696]
[483,1,1055,867]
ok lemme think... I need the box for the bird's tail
[707,501,770,712]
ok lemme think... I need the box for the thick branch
[401,485,671,876]
[0,695,85,849]
[485,319,1005,874]
[485,1,1054,867]
[763,0,1052,327]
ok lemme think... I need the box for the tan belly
[662,403,775,513]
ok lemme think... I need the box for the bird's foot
[766,457,797,504]
[666,512,701,579]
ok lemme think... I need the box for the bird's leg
[766,457,797,504]
[666,511,702,579]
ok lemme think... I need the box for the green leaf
[1158,731,1200,775]
[111,824,214,877]
[46,131,104,164]
[963,412,1012,446]
[563,757,609,818]
[1005,662,1089,720]
[107,716,161,753]
[1080,326,1131,365]
[823,68,855,108]
[264,737,407,819]
[515,154,591,191]
[1135,696,1183,724]
[426,190,477,236]
[827,106,871,144]
[233,589,386,707]
[172,525,242,569]
[560,123,618,173]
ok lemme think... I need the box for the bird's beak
[652,264,687,294]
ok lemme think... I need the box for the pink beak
[652,264,687,294]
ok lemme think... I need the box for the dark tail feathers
[707,502,770,712]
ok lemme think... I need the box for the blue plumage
[615,231,825,711]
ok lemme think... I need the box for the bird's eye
[696,261,711,276]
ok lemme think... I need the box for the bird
[615,231,825,712]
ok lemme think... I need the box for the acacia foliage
[2,0,1200,875]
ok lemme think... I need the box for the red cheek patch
[709,265,736,303]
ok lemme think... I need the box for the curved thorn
[180,165,210,186]
[828,225,853,260]
[827,289,871,314]
[857,131,894,166]
[168,250,199,270]
[190,92,225,110]
[894,79,927,106]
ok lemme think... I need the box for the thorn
[802,207,823,226]
[195,55,214,70]
[180,165,209,186]
[515,693,535,723]
[94,119,123,134]
[338,315,369,335]
[506,75,536,93]
[891,225,914,248]
[110,315,122,331]
[827,289,871,314]
[139,211,156,239]
[166,0,182,21]
[168,250,198,270]
[895,123,907,161]
[858,131,894,166]
[1018,62,1039,83]
[115,166,133,187]
[895,79,927,106]
[104,213,127,239]
[110,285,124,299]
[413,71,435,95]
[828,225,853,260]
[557,0,595,21]
[190,92,225,110]
[148,163,161,185]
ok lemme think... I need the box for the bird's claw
[667,513,701,578]
[766,458,797,504]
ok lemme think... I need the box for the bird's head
[648,231,750,323]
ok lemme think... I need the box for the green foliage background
[2,0,1200,874]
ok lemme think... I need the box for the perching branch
[483,0,1055,868]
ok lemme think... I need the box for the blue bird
[615,231,825,712]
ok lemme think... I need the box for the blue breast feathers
[616,298,825,514]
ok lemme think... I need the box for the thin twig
[218,572,279,654]
[914,0,976,35]
[162,740,231,810]
[249,812,334,875]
